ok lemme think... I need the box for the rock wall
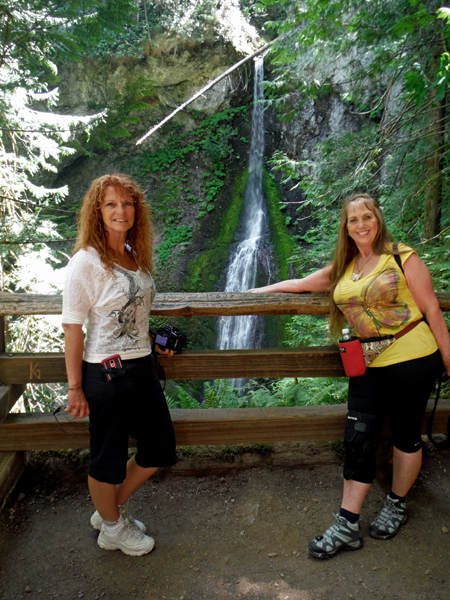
[51,36,254,296]
[53,35,251,197]
[57,37,244,118]
[51,31,365,293]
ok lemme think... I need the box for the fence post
[0,316,5,353]
[0,315,29,511]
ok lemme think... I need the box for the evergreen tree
[0,0,138,291]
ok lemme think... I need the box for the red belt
[394,318,424,340]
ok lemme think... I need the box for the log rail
[1,291,449,317]
[0,291,449,507]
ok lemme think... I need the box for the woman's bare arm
[404,254,450,375]
[62,323,90,418]
[247,266,332,294]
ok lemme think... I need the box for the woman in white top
[62,174,176,556]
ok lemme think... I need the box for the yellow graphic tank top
[333,244,438,367]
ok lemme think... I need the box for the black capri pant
[82,354,177,485]
[344,350,442,484]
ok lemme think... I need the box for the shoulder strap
[149,329,166,389]
[392,243,404,274]
[426,372,450,451]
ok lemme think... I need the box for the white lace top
[62,247,155,363]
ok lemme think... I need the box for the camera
[154,325,187,352]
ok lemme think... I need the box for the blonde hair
[74,174,154,273]
[328,193,396,339]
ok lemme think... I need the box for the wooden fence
[1,291,449,508]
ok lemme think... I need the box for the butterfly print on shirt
[337,267,411,338]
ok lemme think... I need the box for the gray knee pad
[343,410,383,484]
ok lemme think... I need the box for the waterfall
[217,56,272,388]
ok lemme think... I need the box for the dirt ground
[1,441,449,600]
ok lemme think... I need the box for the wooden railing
[1,291,449,506]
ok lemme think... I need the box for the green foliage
[261,0,450,244]
[82,0,257,58]
[419,238,450,292]
[284,315,331,348]
[167,377,348,409]
[128,107,247,268]
[0,0,140,291]
[0,0,137,80]
[83,3,166,59]
[155,225,193,266]
[5,246,68,412]
[185,168,248,292]
[262,169,297,280]
[127,108,247,270]
[130,107,246,175]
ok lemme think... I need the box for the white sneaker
[98,521,155,556]
[90,509,146,533]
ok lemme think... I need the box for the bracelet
[68,386,82,391]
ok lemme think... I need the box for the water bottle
[338,328,366,377]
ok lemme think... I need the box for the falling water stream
[217,56,273,388]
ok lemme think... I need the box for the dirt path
[1,442,449,600]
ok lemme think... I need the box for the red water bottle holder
[338,338,366,377]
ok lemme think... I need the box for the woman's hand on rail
[65,387,90,419]
[149,331,175,357]
[155,345,175,357]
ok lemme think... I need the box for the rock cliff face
[53,35,250,196]
[279,93,361,177]
[51,31,363,297]
[57,36,244,118]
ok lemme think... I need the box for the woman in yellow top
[248,193,450,558]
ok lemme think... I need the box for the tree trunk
[143,0,151,44]
[423,95,445,240]
[423,22,445,240]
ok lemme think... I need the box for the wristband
[68,386,82,390]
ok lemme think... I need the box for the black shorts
[82,355,177,485]
[348,350,443,455]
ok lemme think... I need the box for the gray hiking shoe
[369,495,407,540]
[308,513,363,558]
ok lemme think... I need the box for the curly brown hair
[328,193,400,339]
[73,174,154,273]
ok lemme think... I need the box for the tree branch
[136,39,277,145]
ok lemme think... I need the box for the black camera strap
[149,329,167,390]
[426,371,450,451]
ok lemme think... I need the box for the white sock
[103,514,124,534]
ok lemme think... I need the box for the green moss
[217,168,249,246]
[263,169,297,279]
[262,170,299,345]
[177,169,249,351]
[185,168,249,292]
